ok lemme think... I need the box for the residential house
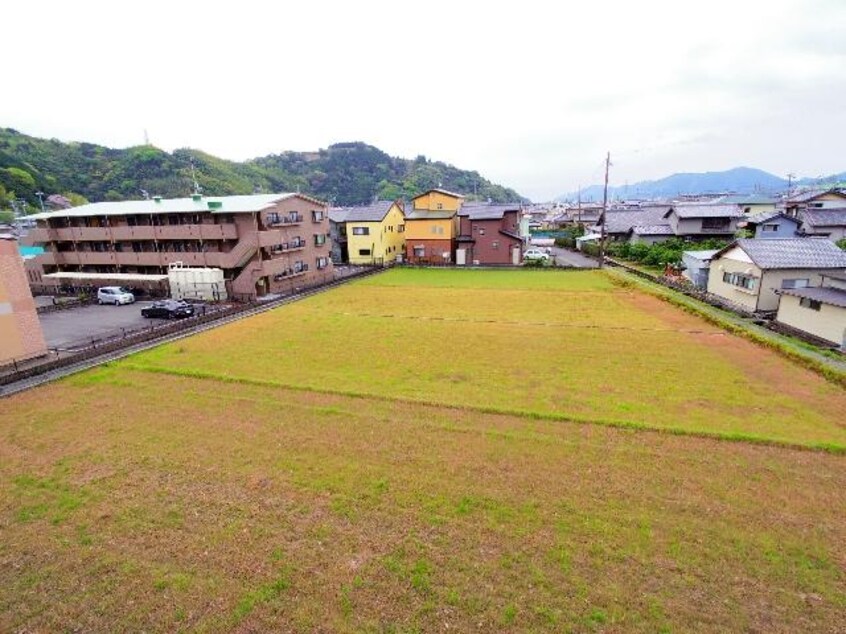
[1,230,47,364]
[800,209,846,241]
[342,200,406,265]
[719,195,777,216]
[681,249,718,289]
[405,189,463,264]
[776,274,846,348]
[456,203,523,265]
[743,211,800,239]
[707,238,846,312]
[589,206,672,242]
[27,193,333,299]
[785,189,846,218]
[663,204,743,239]
[328,208,351,263]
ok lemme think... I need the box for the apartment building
[1,231,48,365]
[26,193,333,298]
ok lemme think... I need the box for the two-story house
[456,204,523,265]
[342,200,406,265]
[743,211,800,239]
[800,209,846,241]
[785,189,846,219]
[405,189,463,264]
[663,204,743,239]
[707,238,846,312]
[27,193,333,299]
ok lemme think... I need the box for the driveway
[550,246,599,268]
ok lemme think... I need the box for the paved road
[39,301,161,350]
[550,246,599,268]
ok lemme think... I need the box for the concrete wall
[777,294,846,346]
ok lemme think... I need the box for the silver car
[97,286,136,305]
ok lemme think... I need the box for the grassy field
[1,268,845,632]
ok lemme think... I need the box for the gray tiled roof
[339,200,397,223]
[787,189,846,204]
[746,210,798,225]
[459,203,521,220]
[632,224,674,235]
[729,238,846,270]
[669,204,744,219]
[328,208,351,223]
[802,209,846,228]
[596,206,671,234]
[719,195,777,205]
[780,286,846,309]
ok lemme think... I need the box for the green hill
[0,128,524,210]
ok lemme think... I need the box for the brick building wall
[0,237,48,364]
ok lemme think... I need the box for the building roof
[779,286,846,309]
[745,210,799,225]
[410,188,465,201]
[716,238,846,270]
[666,204,743,219]
[459,203,521,220]
[631,224,674,236]
[787,189,846,204]
[336,200,398,223]
[683,249,719,261]
[802,208,846,228]
[27,193,325,220]
[719,195,777,205]
[43,272,169,282]
[600,207,672,234]
[328,208,351,223]
[405,210,456,220]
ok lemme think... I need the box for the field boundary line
[118,363,846,455]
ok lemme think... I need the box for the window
[316,256,329,269]
[359,249,371,256]
[799,297,822,311]
[398,224,405,233]
[436,203,443,210]
[312,210,325,222]
[492,241,499,250]
[414,246,425,257]
[314,233,326,246]
[781,279,809,289]
[722,271,757,290]
[702,217,731,230]
[267,212,280,225]
[352,226,369,235]
[762,223,778,232]
[430,225,444,235]
[479,228,486,236]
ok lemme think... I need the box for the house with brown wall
[27,193,333,299]
[456,204,523,265]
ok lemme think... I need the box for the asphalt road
[549,246,599,268]
[39,301,165,350]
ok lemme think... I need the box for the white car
[523,248,551,262]
[97,286,136,305]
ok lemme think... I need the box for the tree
[836,238,846,251]
[0,209,15,224]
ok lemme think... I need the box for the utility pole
[599,152,610,268]
[35,191,46,213]
[577,185,582,225]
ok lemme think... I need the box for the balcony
[266,214,303,228]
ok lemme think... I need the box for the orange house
[405,189,464,264]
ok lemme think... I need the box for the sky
[3,0,845,201]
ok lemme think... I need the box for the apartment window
[781,279,809,289]
[492,241,499,250]
[479,228,486,236]
[267,212,280,225]
[314,233,326,246]
[702,217,731,230]
[359,249,371,256]
[316,256,329,269]
[312,210,325,222]
[799,297,822,311]
[722,271,757,290]
[352,227,369,236]
[414,246,425,257]
[293,260,304,273]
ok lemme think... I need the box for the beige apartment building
[1,232,48,365]
[27,193,333,298]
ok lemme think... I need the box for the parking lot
[38,301,201,350]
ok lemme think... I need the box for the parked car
[97,286,136,305]
[141,299,195,320]
[523,248,551,262]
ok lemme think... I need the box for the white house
[776,274,846,348]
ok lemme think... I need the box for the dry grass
[1,268,845,632]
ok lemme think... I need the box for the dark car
[141,299,195,319]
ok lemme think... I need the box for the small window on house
[312,210,325,222]
[762,224,778,232]
[398,224,405,233]
[267,212,280,225]
[352,227,369,235]
[479,228,485,236]
[414,246,425,257]
[799,297,822,311]
[436,203,443,210]
[492,241,499,250]
[316,256,329,269]
[702,217,731,230]
[314,233,326,246]
[781,279,809,289]
[359,249,371,256]
[722,271,757,290]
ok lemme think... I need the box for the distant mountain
[559,166,846,202]
[0,128,524,210]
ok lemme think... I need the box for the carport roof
[43,272,168,282]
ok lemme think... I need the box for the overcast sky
[4,0,845,201]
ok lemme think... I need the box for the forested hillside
[0,128,523,210]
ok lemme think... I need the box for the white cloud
[3,0,845,200]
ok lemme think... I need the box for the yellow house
[345,200,406,264]
[405,189,464,264]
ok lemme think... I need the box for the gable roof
[714,238,846,270]
[27,193,324,220]
[338,200,399,223]
[787,189,846,204]
[665,204,743,219]
[410,188,465,201]
[802,208,846,228]
[600,206,672,234]
[459,203,521,220]
[328,208,351,223]
[745,210,800,226]
[719,195,777,205]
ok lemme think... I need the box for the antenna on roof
[140,189,150,200]
[189,158,202,196]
